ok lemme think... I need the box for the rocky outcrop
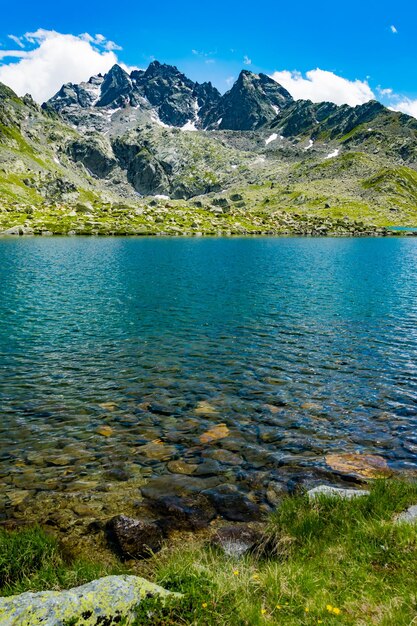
[66,134,117,177]
[0,575,180,625]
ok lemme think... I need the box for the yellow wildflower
[261,608,267,615]
[326,604,333,612]
[276,605,282,609]
[332,607,341,615]
[233,570,239,576]
[202,602,208,609]
[305,607,310,612]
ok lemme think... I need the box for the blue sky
[1,0,416,115]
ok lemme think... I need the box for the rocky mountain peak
[96,64,132,108]
[203,70,293,131]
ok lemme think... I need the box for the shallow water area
[1,236,417,522]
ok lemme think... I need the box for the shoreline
[0,230,413,239]
[2,478,417,625]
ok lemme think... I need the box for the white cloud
[225,75,235,87]
[0,29,123,102]
[390,98,417,118]
[243,55,252,66]
[390,25,398,34]
[375,87,417,119]
[270,68,375,106]
[0,50,27,60]
[377,87,393,97]
[8,35,25,49]
[79,32,122,51]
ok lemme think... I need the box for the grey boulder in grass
[307,485,370,500]
[0,575,180,625]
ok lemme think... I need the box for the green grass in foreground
[2,480,417,624]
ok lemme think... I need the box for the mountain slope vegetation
[1,61,417,235]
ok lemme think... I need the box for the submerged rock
[0,575,180,625]
[107,515,164,559]
[149,494,216,530]
[203,484,261,522]
[325,453,391,479]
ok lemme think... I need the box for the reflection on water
[1,236,417,509]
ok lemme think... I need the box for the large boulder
[0,225,34,236]
[0,575,180,625]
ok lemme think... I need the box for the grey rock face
[132,61,221,127]
[0,575,179,625]
[107,515,164,559]
[307,485,370,500]
[66,135,117,177]
[126,149,170,195]
[48,75,104,112]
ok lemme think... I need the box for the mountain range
[1,60,417,236]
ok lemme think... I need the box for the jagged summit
[47,61,294,130]
[203,70,294,131]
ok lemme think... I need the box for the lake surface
[1,236,417,515]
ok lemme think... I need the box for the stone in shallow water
[136,440,176,461]
[107,515,164,559]
[211,525,262,557]
[210,449,243,466]
[203,484,261,522]
[200,424,230,444]
[0,575,179,625]
[194,460,222,476]
[150,494,216,530]
[47,455,73,466]
[140,474,221,501]
[7,490,31,507]
[194,400,219,416]
[96,425,113,437]
[167,460,198,475]
[395,505,417,524]
[325,453,390,479]
[307,485,370,500]
[99,402,118,411]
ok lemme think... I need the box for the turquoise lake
[1,236,417,512]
